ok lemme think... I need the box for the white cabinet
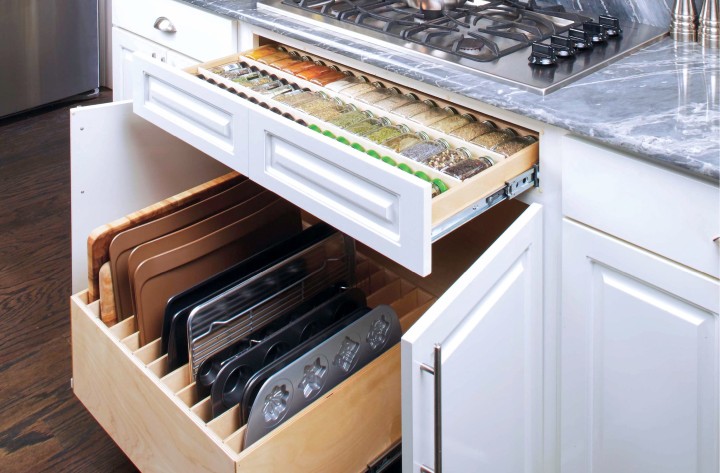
[403,204,544,473]
[561,219,720,473]
[111,0,238,101]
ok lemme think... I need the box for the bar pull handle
[154,17,177,33]
[419,343,442,473]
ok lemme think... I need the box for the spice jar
[442,157,494,180]
[257,51,291,65]
[231,71,263,85]
[259,84,296,97]
[431,114,475,134]
[282,60,319,74]
[310,71,350,86]
[470,128,517,150]
[450,120,497,141]
[274,90,321,107]
[401,139,449,162]
[324,76,367,92]
[310,104,357,122]
[423,148,471,170]
[392,100,435,118]
[382,132,428,153]
[250,79,286,93]
[365,124,410,144]
[328,110,374,129]
[355,87,398,105]
[211,62,246,75]
[269,57,302,69]
[243,45,279,60]
[373,93,417,112]
[410,107,451,126]
[344,117,390,137]
[492,135,538,156]
[341,82,379,98]
[296,65,334,81]
[296,96,342,115]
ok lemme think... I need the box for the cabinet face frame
[561,219,720,473]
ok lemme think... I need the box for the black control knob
[568,27,594,51]
[599,15,623,37]
[583,21,608,43]
[528,42,557,66]
[550,35,576,58]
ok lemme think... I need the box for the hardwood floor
[0,91,138,472]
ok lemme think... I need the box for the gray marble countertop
[181,0,720,181]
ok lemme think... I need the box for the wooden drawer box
[71,258,434,472]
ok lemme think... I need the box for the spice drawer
[132,49,539,276]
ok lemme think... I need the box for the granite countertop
[183,0,720,181]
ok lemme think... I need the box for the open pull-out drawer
[72,198,544,472]
[132,46,539,277]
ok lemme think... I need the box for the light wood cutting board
[86,172,244,302]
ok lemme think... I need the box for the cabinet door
[402,203,544,473]
[562,219,720,473]
[112,27,168,101]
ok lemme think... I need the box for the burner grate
[283,0,586,62]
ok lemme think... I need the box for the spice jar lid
[300,55,313,62]
[432,178,449,194]
[308,124,323,133]
[404,93,419,100]
[329,65,341,72]
[313,59,326,66]
[397,124,411,133]
[414,171,431,182]
[322,130,336,139]
[367,149,382,159]
[456,147,472,159]
[481,120,497,129]
[378,117,392,126]
[417,131,431,141]
[277,46,288,53]
[398,163,414,174]
[382,156,397,166]
[388,87,402,95]
[462,113,477,122]
[351,142,366,152]
[442,106,458,115]
[502,128,519,137]
[371,81,386,89]
[422,98,437,107]
[436,138,451,150]
[288,51,301,59]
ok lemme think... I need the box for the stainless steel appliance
[0,0,99,118]
[259,0,668,94]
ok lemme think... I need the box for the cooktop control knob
[599,15,623,37]
[528,42,557,66]
[568,27,594,50]
[550,35,576,58]
[583,21,609,43]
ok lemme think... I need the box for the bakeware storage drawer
[132,50,539,277]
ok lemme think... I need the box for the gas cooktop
[258,0,668,94]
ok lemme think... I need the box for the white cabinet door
[402,203,544,473]
[562,219,720,473]
[112,27,168,101]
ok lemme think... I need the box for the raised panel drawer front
[133,55,250,175]
[248,105,431,275]
[562,135,720,278]
[562,219,720,473]
[113,0,236,61]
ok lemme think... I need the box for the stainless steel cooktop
[258,0,668,94]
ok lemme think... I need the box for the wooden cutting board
[86,172,244,302]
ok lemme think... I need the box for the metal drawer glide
[431,164,539,243]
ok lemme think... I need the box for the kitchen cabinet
[111,0,238,100]
[560,137,720,473]
[561,219,719,473]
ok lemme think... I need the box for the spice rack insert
[72,253,435,472]
[192,50,539,226]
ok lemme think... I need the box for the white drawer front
[249,106,432,275]
[562,136,720,278]
[133,55,249,174]
[113,0,236,61]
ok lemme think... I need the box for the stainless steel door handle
[419,343,442,473]
[153,17,177,33]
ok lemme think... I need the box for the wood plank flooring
[0,91,138,472]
